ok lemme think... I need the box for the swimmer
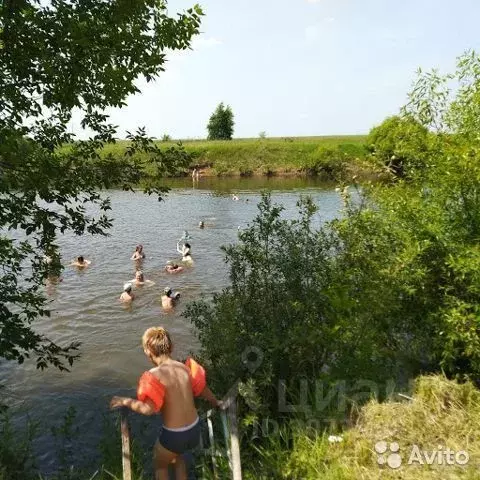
[110,327,222,480]
[198,221,205,229]
[165,263,184,274]
[161,287,180,310]
[120,282,135,302]
[130,270,155,287]
[177,242,193,263]
[232,194,239,201]
[131,244,146,261]
[70,256,91,268]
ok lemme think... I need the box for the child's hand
[110,396,125,410]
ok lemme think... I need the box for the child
[110,327,222,480]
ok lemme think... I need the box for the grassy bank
[102,135,372,179]
[253,376,480,479]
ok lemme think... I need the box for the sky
[70,0,480,139]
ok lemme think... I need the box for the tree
[0,0,203,371]
[207,102,234,140]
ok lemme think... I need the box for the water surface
[0,177,343,472]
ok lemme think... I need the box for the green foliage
[366,115,431,177]
[185,194,403,422]
[207,102,235,140]
[304,146,348,179]
[161,134,172,142]
[0,0,202,370]
[0,412,38,480]
[187,49,480,478]
[0,406,148,480]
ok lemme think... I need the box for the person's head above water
[124,282,133,293]
[78,256,84,263]
[135,271,144,281]
[142,326,172,358]
[199,221,204,228]
[135,244,143,253]
[184,243,191,249]
[164,286,172,296]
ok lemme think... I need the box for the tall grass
[252,375,480,479]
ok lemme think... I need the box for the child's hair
[78,256,84,262]
[185,243,191,249]
[142,327,172,356]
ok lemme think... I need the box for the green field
[102,135,370,178]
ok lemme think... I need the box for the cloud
[191,36,223,50]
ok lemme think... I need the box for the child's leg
[173,455,187,480]
[153,440,177,480]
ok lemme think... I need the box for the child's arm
[176,242,182,254]
[110,396,157,416]
[199,386,223,408]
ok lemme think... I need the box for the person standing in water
[177,242,193,263]
[161,287,180,310]
[131,244,146,261]
[110,327,222,480]
[120,283,135,302]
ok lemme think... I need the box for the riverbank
[252,375,480,479]
[101,135,374,180]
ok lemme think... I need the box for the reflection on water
[0,177,342,472]
[162,175,335,192]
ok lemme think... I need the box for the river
[0,177,344,474]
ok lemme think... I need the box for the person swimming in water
[131,244,146,261]
[130,270,155,287]
[177,242,193,263]
[120,283,135,302]
[198,221,205,229]
[232,194,239,201]
[109,327,222,480]
[71,256,91,268]
[165,263,184,274]
[161,287,180,310]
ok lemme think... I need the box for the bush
[304,146,347,179]
[366,115,431,177]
